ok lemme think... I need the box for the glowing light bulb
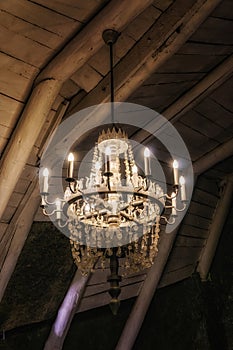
[179,176,186,201]
[132,165,138,174]
[67,153,74,178]
[173,159,178,169]
[42,168,49,193]
[179,176,185,185]
[144,147,150,157]
[68,153,74,162]
[173,159,179,185]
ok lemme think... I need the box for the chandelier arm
[161,215,176,225]
[175,203,187,212]
[68,181,77,194]
[41,194,58,206]
[57,219,68,228]
[158,189,178,201]
[42,208,56,216]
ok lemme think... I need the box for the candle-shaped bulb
[132,165,138,174]
[43,168,49,177]
[42,168,49,193]
[144,147,151,176]
[179,175,185,185]
[179,175,186,201]
[144,147,150,157]
[173,159,179,185]
[173,159,178,169]
[68,152,74,179]
[68,152,74,162]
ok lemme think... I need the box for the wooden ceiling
[0,0,233,346]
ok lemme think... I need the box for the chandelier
[40,30,187,314]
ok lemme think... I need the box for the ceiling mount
[102,29,120,45]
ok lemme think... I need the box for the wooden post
[116,229,179,350]
[44,270,92,350]
[0,79,61,221]
[197,177,233,280]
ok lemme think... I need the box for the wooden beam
[115,228,179,350]
[0,179,40,301]
[193,138,233,175]
[68,0,223,115]
[0,79,61,221]
[0,0,153,221]
[44,270,91,350]
[197,176,233,280]
[37,0,153,83]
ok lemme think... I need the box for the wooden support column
[44,270,91,350]
[197,177,233,280]
[116,228,179,350]
[0,79,61,220]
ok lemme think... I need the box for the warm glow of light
[144,147,150,157]
[132,165,138,174]
[95,162,101,170]
[173,159,178,169]
[55,198,61,207]
[43,168,49,177]
[68,152,74,162]
[179,176,185,185]
[105,146,111,156]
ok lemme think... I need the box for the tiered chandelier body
[40,30,187,313]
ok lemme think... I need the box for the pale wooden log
[44,270,91,350]
[193,138,233,175]
[69,0,223,115]
[197,177,233,280]
[115,229,179,350]
[0,79,61,221]
[0,180,40,301]
[37,0,154,83]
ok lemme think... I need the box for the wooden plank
[183,213,211,230]
[153,0,173,12]
[0,21,53,67]
[181,224,209,239]
[0,223,8,241]
[71,64,103,92]
[0,10,63,50]
[78,281,143,313]
[125,5,161,41]
[0,95,23,128]
[213,0,233,20]
[175,235,206,247]
[0,0,80,37]
[191,17,233,45]
[188,201,215,220]
[158,264,194,288]
[0,137,8,155]
[174,121,219,161]
[33,0,109,22]
[156,53,223,74]
[179,41,233,56]
[0,53,38,101]
[84,273,146,297]
[180,109,224,141]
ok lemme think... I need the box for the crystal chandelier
[40,30,187,314]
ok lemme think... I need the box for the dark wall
[0,204,232,350]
